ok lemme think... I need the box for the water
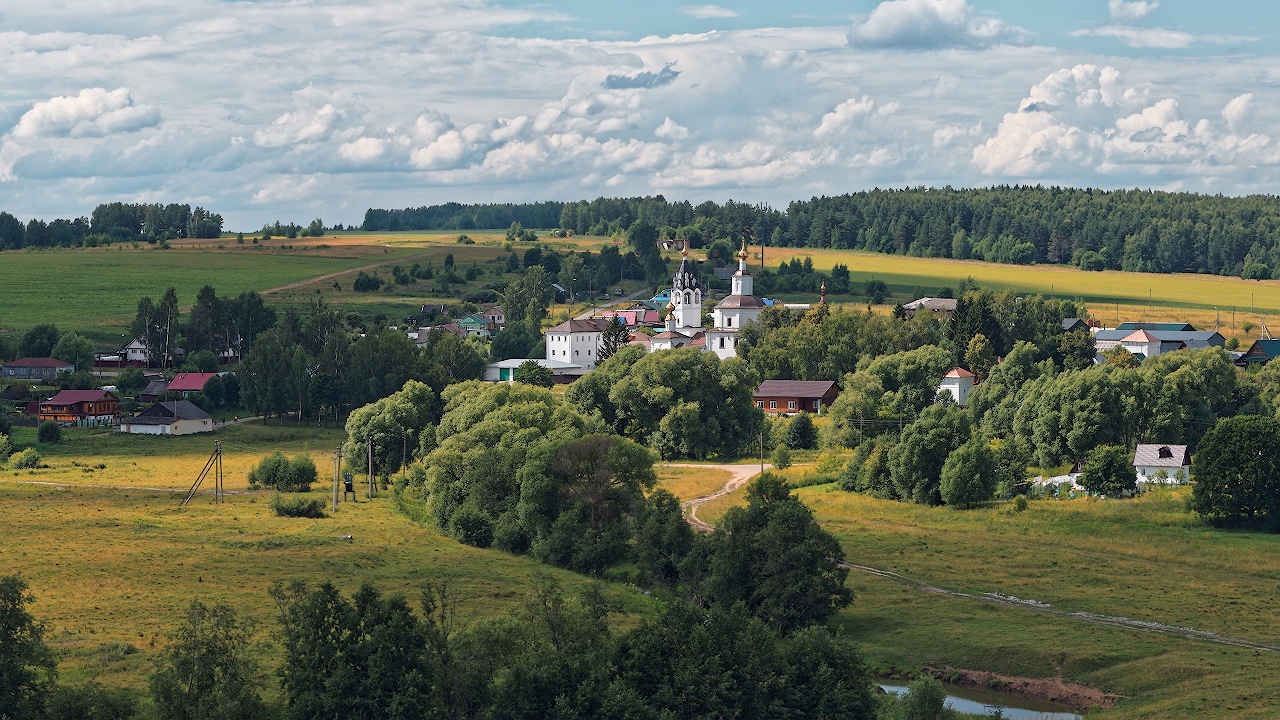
[879,683,1082,720]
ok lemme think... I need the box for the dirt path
[667,462,770,531]
[678,467,1280,655]
[261,251,422,295]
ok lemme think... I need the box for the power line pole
[332,445,341,512]
[367,432,374,500]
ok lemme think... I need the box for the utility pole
[759,427,764,476]
[367,432,374,500]
[401,429,408,480]
[332,446,341,512]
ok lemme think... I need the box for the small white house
[937,367,976,405]
[120,400,214,436]
[1120,329,1161,359]
[122,338,151,364]
[1133,444,1191,487]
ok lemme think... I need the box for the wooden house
[3,357,75,383]
[753,380,839,415]
[120,400,214,435]
[39,390,120,427]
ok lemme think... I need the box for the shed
[139,379,169,403]
[754,380,839,415]
[120,400,214,436]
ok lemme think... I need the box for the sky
[1,0,1279,230]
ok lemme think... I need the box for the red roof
[4,357,73,368]
[42,389,117,405]
[943,367,976,378]
[166,372,219,392]
[1122,329,1160,342]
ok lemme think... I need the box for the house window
[788,401,797,410]
[719,338,725,349]
[756,401,764,408]
[769,401,777,409]
[813,400,820,410]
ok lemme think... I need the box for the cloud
[813,96,900,138]
[655,117,690,139]
[251,175,318,204]
[1222,93,1253,133]
[679,5,739,20]
[337,137,388,164]
[1071,26,1193,49]
[253,88,351,148]
[1108,0,1159,22]
[848,0,1028,49]
[603,65,681,90]
[12,87,159,138]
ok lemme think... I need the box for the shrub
[1012,494,1028,512]
[11,448,41,469]
[248,452,316,492]
[269,493,327,518]
[771,446,793,470]
[782,413,818,450]
[46,681,138,720]
[37,420,63,444]
[450,505,494,547]
[0,433,11,464]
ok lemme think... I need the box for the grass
[654,464,732,501]
[0,422,658,697]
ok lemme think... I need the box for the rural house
[1133,444,1191,487]
[167,372,219,397]
[901,297,958,319]
[754,380,839,415]
[1240,339,1280,365]
[119,400,214,435]
[545,318,610,373]
[139,379,169,403]
[937,367,977,405]
[39,389,120,427]
[2,357,75,382]
[484,358,582,383]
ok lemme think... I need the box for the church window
[719,337,725,349]
[684,292,691,304]
[727,317,733,327]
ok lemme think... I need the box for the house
[937,367,976,405]
[2,357,75,383]
[754,380,840,415]
[1240,339,1280,365]
[484,358,583,383]
[167,372,219,398]
[139,379,169,403]
[1061,318,1091,333]
[902,297,958,319]
[545,318,611,372]
[1119,329,1162,358]
[1093,328,1225,356]
[481,305,506,330]
[39,389,120,427]
[456,314,493,338]
[121,338,151,364]
[1133,444,1191,486]
[119,400,214,436]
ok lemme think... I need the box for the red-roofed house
[754,380,839,415]
[1120,329,1162,358]
[3,357,75,383]
[166,372,219,397]
[39,390,120,427]
[938,367,976,405]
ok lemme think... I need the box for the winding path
[674,463,1280,654]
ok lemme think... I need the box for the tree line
[367,185,1280,278]
[0,202,224,250]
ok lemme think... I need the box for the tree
[1193,416,1280,525]
[940,435,997,508]
[963,333,996,381]
[343,380,439,477]
[632,489,693,587]
[514,359,553,387]
[37,421,62,444]
[596,317,630,364]
[247,452,316,492]
[1057,328,1097,371]
[0,575,56,720]
[149,601,267,720]
[694,475,851,634]
[782,412,817,449]
[890,404,972,505]
[18,324,60,359]
[45,682,137,720]
[490,321,539,362]
[1079,445,1136,497]
[50,331,94,372]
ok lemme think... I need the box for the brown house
[39,389,120,427]
[753,380,840,415]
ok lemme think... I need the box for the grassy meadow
[691,466,1280,718]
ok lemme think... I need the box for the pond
[879,683,1083,720]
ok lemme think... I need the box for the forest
[367,186,1280,278]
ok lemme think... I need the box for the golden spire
[737,239,749,261]
[681,246,689,258]
[820,281,827,304]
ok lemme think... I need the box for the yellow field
[654,465,732,501]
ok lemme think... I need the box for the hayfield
[691,471,1280,717]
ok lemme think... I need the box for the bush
[782,413,818,450]
[450,505,494,547]
[46,681,138,720]
[269,493,327,518]
[771,446,793,470]
[248,452,316,492]
[37,420,63,444]
[0,433,11,464]
[11,448,41,469]
[1012,494,1028,512]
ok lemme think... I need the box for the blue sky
[0,0,1277,229]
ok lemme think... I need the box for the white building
[119,400,214,436]
[485,358,582,383]
[706,245,767,360]
[544,318,609,372]
[937,367,976,405]
[1133,444,1191,487]
[1119,329,1161,358]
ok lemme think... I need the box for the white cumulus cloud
[655,117,690,139]
[12,87,159,138]
[679,5,739,20]
[1222,93,1254,133]
[1108,0,1159,22]
[849,0,1028,49]
[1070,26,1193,49]
[252,175,318,204]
